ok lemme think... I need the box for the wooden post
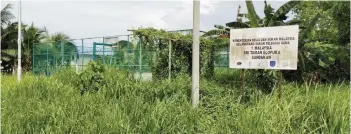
[241,69,245,97]
[279,70,282,99]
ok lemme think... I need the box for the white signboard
[229,25,298,70]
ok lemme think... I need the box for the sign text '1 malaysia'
[229,25,298,70]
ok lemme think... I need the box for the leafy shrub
[78,62,106,95]
[253,70,279,94]
[285,42,350,83]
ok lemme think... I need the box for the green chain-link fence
[214,47,230,68]
[33,35,155,78]
[33,35,230,80]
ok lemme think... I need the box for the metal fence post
[75,48,78,73]
[93,42,96,61]
[127,35,130,66]
[81,39,84,71]
[61,41,64,66]
[139,36,142,81]
[32,44,34,74]
[168,39,172,81]
[103,37,105,64]
[46,43,49,76]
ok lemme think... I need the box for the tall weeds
[1,67,349,133]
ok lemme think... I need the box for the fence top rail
[70,34,134,40]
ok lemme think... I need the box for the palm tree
[1,4,16,66]
[22,23,47,71]
[1,22,19,74]
[43,32,70,43]
[1,4,14,28]
[1,22,48,73]
[41,32,77,66]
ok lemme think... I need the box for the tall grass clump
[1,65,349,133]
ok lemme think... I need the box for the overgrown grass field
[1,67,349,133]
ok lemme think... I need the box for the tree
[22,23,47,71]
[1,4,16,72]
[1,22,20,74]
[1,22,47,73]
[43,32,70,42]
[40,32,77,66]
[1,4,14,28]
[290,1,350,82]
[330,2,350,45]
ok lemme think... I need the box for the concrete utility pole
[192,0,200,108]
[17,0,22,82]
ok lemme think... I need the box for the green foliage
[254,70,279,94]
[290,1,350,81]
[270,1,300,23]
[202,29,228,37]
[293,1,347,45]
[301,42,350,82]
[299,13,322,49]
[225,22,250,28]
[245,0,260,27]
[330,2,350,45]
[78,62,106,95]
[1,68,349,133]
[130,27,216,79]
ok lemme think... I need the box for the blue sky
[1,0,293,39]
